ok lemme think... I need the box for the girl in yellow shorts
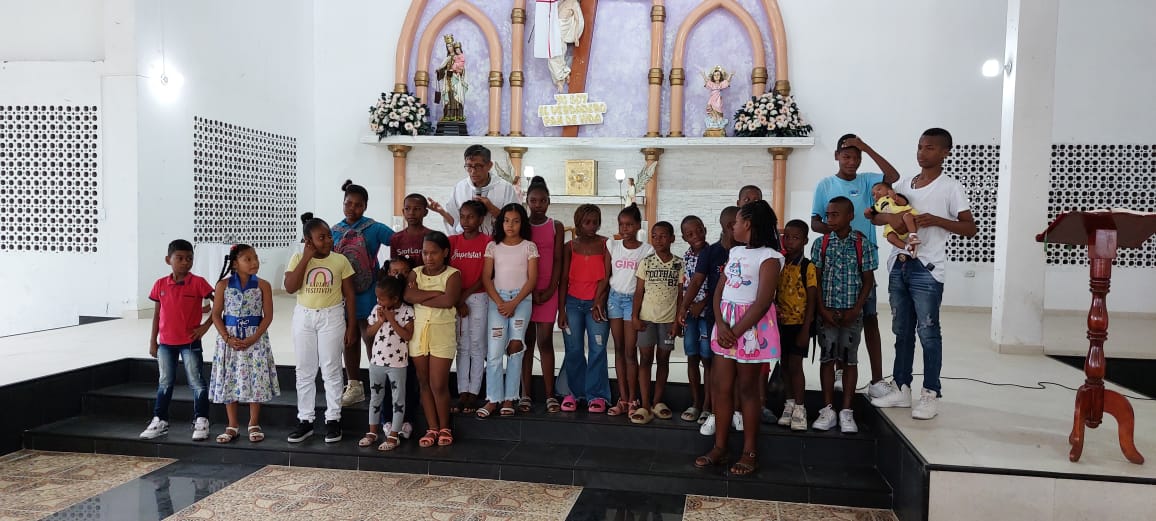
[405,231,462,448]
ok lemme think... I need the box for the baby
[870,182,920,255]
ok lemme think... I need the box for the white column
[990,0,1058,353]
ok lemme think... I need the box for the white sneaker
[699,413,716,436]
[839,409,858,434]
[870,383,912,408]
[139,417,169,439]
[340,380,366,406]
[912,388,940,420]
[191,417,210,441]
[812,405,837,431]
[790,404,808,431]
[732,411,744,432]
[834,369,844,392]
[777,401,795,427]
[868,380,893,399]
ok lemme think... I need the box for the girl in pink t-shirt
[477,204,539,417]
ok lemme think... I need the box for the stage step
[25,414,892,508]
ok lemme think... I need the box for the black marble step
[83,382,881,466]
[24,415,892,508]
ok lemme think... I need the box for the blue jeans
[155,341,209,421]
[486,289,530,403]
[889,259,944,395]
[561,295,611,402]
[682,315,712,359]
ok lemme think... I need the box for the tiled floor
[0,451,173,520]
[0,454,900,521]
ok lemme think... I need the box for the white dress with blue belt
[209,274,280,403]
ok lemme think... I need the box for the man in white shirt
[430,145,519,235]
[868,128,976,421]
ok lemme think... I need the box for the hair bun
[300,212,314,224]
[529,176,546,186]
[341,179,353,191]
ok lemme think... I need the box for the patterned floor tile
[0,451,94,478]
[392,475,501,509]
[777,503,896,521]
[226,465,422,501]
[368,503,474,521]
[55,455,172,483]
[164,490,374,521]
[477,481,582,518]
[0,510,46,521]
[0,478,114,512]
[684,495,779,521]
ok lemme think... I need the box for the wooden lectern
[1036,209,1153,465]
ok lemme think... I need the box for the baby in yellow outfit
[870,182,921,255]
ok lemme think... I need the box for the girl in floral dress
[209,244,280,443]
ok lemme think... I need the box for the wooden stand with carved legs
[1067,226,1144,464]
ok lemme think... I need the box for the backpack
[334,218,376,293]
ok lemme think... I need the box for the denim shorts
[606,290,635,320]
[682,316,712,359]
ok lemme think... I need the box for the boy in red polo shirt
[141,239,215,441]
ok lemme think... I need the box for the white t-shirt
[607,239,653,294]
[721,246,784,305]
[444,174,519,236]
[885,173,971,283]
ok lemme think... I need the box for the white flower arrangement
[368,91,432,138]
[732,92,813,137]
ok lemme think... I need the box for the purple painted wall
[406,0,777,137]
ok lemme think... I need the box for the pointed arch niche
[408,0,504,137]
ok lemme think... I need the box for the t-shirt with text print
[287,252,355,309]
[636,253,684,323]
[368,303,415,368]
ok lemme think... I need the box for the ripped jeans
[888,258,944,396]
[485,289,530,403]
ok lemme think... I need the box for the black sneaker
[287,420,314,443]
[324,420,342,443]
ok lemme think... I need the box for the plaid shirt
[811,231,878,310]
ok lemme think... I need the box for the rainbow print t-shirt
[287,252,355,309]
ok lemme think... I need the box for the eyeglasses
[463,163,488,172]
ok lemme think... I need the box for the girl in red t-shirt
[448,200,489,413]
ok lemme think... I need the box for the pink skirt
[531,291,558,323]
[711,300,781,363]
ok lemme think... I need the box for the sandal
[652,402,673,420]
[500,401,516,416]
[607,399,630,417]
[462,395,477,415]
[215,426,239,444]
[697,410,711,424]
[437,428,454,446]
[680,407,701,422]
[377,433,400,452]
[729,451,759,476]
[694,446,729,468]
[247,425,264,443]
[517,396,532,413]
[560,395,578,412]
[588,397,608,413]
[418,429,439,448]
[628,400,640,415]
[629,407,654,425]
[477,402,497,419]
[357,432,378,448]
[546,397,561,413]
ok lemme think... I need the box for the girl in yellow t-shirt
[405,231,462,448]
[283,213,357,445]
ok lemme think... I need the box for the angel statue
[702,65,733,136]
[534,0,585,91]
[631,162,657,207]
[435,36,468,121]
[491,159,524,203]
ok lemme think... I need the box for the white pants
[293,303,346,422]
[456,292,488,394]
